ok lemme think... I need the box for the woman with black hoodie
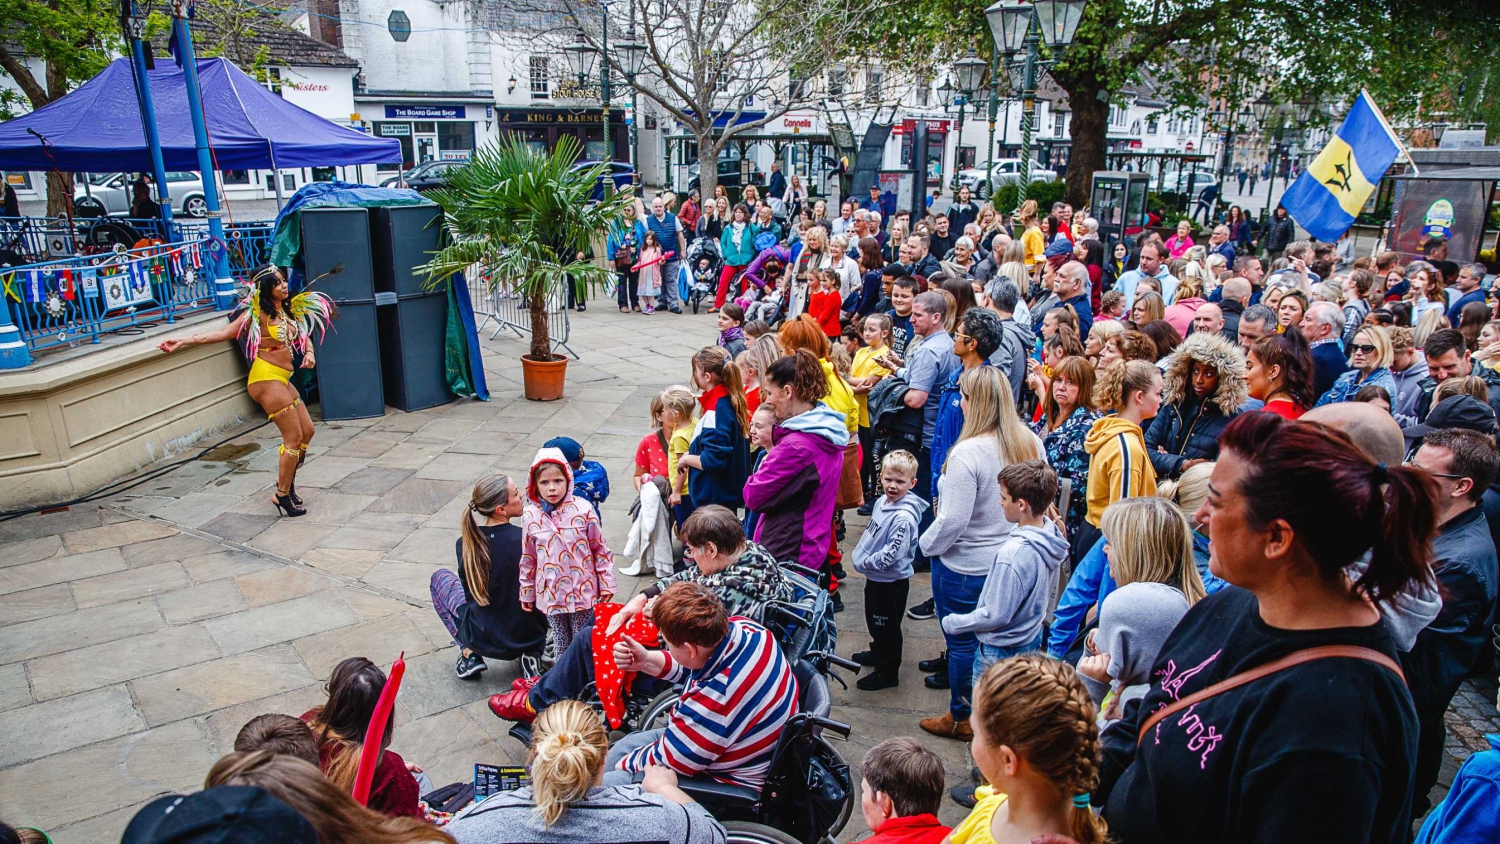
[1145,331,1249,480]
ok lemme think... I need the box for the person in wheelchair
[488,506,793,724]
[447,699,726,844]
[603,582,799,791]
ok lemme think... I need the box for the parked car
[380,159,468,192]
[73,171,211,217]
[688,157,765,192]
[952,159,1059,198]
[571,160,636,200]
[378,162,441,188]
[1160,169,1220,194]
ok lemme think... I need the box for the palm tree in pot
[420,135,630,400]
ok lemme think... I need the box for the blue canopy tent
[0,56,400,171]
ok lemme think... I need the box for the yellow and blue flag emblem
[1281,91,1406,242]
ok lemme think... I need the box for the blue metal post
[122,0,173,235]
[0,287,32,368]
[169,5,235,310]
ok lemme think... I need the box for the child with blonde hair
[955,654,1108,844]
[659,386,698,524]
[1077,497,1206,723]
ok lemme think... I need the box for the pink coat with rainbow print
[519,447,616,614]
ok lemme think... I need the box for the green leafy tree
[420,135,628,363]
[0,0,118,215]
[847,0,1500,208]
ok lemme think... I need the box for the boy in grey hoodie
[851,450,928,691]
[941,460,1068,683]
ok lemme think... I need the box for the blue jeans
[601,728,664,786]
[932,557,986,720]
[973,632,1045,687]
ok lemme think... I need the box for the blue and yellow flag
[1280,91,1406,242]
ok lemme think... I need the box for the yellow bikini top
[268,322,284,341]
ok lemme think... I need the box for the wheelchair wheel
[723,821,801,844]
[637,686,680,731]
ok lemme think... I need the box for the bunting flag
[190,242,203,269]
[59,269,74,301]
[2,272,17,303]
[23,269,42,302]
[81,267,98,296]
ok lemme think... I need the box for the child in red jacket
[807,268,843,340]
[860,737,951,844]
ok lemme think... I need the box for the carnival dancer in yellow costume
[160,265,336,517]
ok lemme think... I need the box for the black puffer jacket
[1144,332,1249,480]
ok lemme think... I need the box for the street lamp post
[563,27,610,168]
[953,51,987,197]
[615,26,647,186]
[1210,100,1253,218]
[985,54,1003,200]
[566,6,648,189]
[1253,96,1314,225]
[986,0,1086,207]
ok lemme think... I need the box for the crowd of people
[25,191,1500,844]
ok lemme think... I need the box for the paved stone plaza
[0,304,1491,841]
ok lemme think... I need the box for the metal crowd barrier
[466,269,577,359]
[5,238,220,353]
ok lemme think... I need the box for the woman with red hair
[1097,412,1436,844]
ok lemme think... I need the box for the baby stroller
[685,237,723,314]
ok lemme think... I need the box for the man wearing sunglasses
[1404,427,1500,819]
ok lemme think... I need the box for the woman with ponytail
[447,700,723,844]
[302,658,427,819]
[1097,412,1437,844]
[955,654,1109,844]
[675,347,752,516]
[431,475,548,680]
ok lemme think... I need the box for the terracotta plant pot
[521,354,568,401]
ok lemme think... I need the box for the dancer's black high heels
[274,489,307,517]
[288,483,303,507]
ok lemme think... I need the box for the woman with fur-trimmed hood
[1144,331,1249,480]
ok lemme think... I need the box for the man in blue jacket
[1300,301,1350,398]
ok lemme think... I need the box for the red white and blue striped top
[619,617,799,789]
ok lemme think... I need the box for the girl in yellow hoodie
[1048,359,1164,658]
[1082,360,1163,542]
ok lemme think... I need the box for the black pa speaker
[377,292,454,412]
[300,208,374,303]
[313,301,385,419]
[371,205,443,297]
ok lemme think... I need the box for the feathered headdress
[237,266,338,360]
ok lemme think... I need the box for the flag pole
[1360,89,1420,175]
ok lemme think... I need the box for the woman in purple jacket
[743,349,849,571]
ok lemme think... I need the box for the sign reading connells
[385,105,467,120]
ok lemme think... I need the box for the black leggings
[616,269,639,309]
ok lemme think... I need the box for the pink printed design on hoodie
[519,447,616,615]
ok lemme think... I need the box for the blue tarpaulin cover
[0,57,401,172]
[269,180,432,267]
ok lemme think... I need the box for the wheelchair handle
[806,651,861,674]
[807,714,852,739]
[779,561,824,581]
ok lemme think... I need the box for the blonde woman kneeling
[447,700,726,844]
